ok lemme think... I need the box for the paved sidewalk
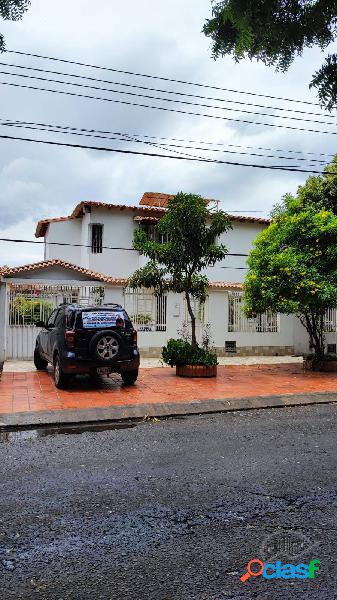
[3,355,303,372]
[1,363,337,426]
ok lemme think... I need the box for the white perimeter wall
[105,285,299,353]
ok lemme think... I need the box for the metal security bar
[124,288,167,331]
[228,292,279,333]
[7,284,105,326]
[91,223,103,253]
[324,308,337,332]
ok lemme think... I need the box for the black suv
[34,303,140,389]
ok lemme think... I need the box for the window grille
[7,284,104,326]
[183,297,208,325]
[139,223,168,244]
[91,224,103,253]
[228,292,279,333]
[225,341,236,353]
[124,288,167,331]
[324,308,337,332]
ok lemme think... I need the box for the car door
[46,308,63,360]
[40,309,59,360]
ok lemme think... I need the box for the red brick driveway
[1,364,337,415]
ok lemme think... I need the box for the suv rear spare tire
[89,330,122,364]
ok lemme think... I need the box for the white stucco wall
[206,221,266,282]
[45,219,82,263]
[44,208,267,283]
[208,290,295,351]
[79,208,139,277]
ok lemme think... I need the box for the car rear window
[80,310,125,329]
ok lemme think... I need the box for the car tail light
[116,317,125,328]
[65,330,76,348]
[132,330,137,346]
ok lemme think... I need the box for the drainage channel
[0,420,139,442]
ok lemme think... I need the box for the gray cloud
[0,0,336,266]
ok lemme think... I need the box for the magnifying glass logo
[240,558,265,582]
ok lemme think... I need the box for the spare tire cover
[89,330,123,364]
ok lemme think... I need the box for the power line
[1,132,335,174]
[7,49,324,108]
[2,80,337,137]
[0,119,327,165]
[1,69,336,128]
[0,237,250,257]
[1,117,331,161]
[1,61,335,121]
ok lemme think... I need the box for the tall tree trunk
[303,311,325,359]
[185,292,197,348]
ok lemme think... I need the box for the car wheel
[34,346,48,370]
[53,354,70,389]
[121,369,139,385]
[89,330,122,364]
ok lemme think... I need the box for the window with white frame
[124,288,167,331]
[228,292,279,333]
[90,223,103,254]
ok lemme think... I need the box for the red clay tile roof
[139,193,271,225]
[133,215,161,223]
[35,198,270,237]
[209,281,243,290]
[0,260,128,285]
[35,201,166,237]
[0,259,242,290]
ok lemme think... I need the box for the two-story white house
[0,192,323,361]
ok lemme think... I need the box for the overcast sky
[0,0,336,266]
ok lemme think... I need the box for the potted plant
[162,338,218,377]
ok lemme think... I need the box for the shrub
[162,338,218,367]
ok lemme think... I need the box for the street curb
[0,390,337,428]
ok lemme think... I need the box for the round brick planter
[176,364,217,378]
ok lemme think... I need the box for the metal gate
[6,283,105,359]
[123,287,167,331]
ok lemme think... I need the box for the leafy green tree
[128,192,231,347]
[244,161,337,360]
[0,0,30,52]
[203,0,337,109]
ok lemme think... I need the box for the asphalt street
[1,404,337,599]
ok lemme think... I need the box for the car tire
[34,347,48,370]
[53,354,70,389]
[89,330,123,364]
[121,369,139,385]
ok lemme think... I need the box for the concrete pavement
[0,404,335,599]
